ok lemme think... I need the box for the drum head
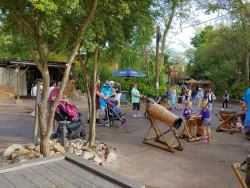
[220,110,237,114]
[174,118,183,128]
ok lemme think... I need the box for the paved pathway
[0,99,248,188]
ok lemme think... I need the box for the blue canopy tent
[110,68,147,91]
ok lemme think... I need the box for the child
[192,101,211,142]
[178,89,183,110]
[183,101,197,117]
[236,116,244,133]
[171,86,177,109]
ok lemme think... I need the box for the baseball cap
[110,81,115,84]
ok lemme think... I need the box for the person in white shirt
[31,79,43,117]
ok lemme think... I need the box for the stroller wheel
[119,122,125,128]
[80,130,86,138]
[105,122,111,127]
[144,111,148,119]
[51,132,58,139]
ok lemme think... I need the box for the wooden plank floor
[0,153,144,188]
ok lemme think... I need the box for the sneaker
[221,108,224,110]
[137,114,142,117]
[31,112,35,117]
[200,139,207,142]
[132,114,138,117]
[208,138,211,141]
[96,121,103,125]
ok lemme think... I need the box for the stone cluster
[0,139,117,167]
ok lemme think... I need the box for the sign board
[169,71,178,77]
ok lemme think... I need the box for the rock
[6,160,12,164]
[82,146,88,151]
[35,153,40,158]
[94,140,99,144]
[50,146,54,151]
[10,151,21,160]
[107,148,116,154]
[27,143,35,150]
[102,146,107,150]
[28,150,36,155]
[55,152,60,155]
[75,150,82,156]
[106,153,117,163]
[19,159,27,163]
[15,156,25,162]
[36,149,40,153]
[96,144,102,151]
[94,149,99,153]
[19,147,29,155]
[35,145,40,152]
[82,140,87,144]
[100,150,106,155]
[87,148,93,152]
[101,161,106,167]
[31,156,37,159]
[48,139,54,145]
[12,159,19,164]
[94,157,104,164]
[90,150,96,156]
[37,138,41,145]
[50,151,55,155]
[94,154,98,159]
[67,146,74,154]
[85,142,89,147]
[81,151,94,160]
[96,151,104,159]
[28,154,34,158]
[77,144,83,150]
[53,145,66,153]
[3,144,23,159]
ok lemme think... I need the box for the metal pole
[33,81,40,145]
[155,26,160,93]
[168,61,171,84]
[17,65,20,100]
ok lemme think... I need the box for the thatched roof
[203,79,212,84]
[185,78,200,84]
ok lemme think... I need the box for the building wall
[0,67,27,96]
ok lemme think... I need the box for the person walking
[31,79,43,117]
[115,80,121,107]
[177,89,184,110]
[110,81,117,106]
[191,87,197,104]
[206,88,215,111]
[131,83,142,117]
[100,82,112,121]
[222,91,229,110]
[196,87,204,111]
[87,78,108,125]
[165,85,172,110]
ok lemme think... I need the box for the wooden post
[155,26,160,93]
[17,65,20,100]
[33,81,41,145]
[168,61,171,84]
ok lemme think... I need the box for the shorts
[96,103,101,110]
[178,99,183,104]
[46,103,51,114]
[100,105,106,114]
[133,103,140,110]
[116,93,121,100]
[202,118,211,126]
[171,98,176,105]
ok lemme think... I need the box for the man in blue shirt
[100,82,112,121]
[244,89,250,131]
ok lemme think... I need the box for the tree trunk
[160,7,175,71]
[144,46,150,88]
[246,48,249,87]
[89,40,100,147]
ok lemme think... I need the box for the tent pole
[127,77,129,92]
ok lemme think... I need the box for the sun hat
[104,82,111,87]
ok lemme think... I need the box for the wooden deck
[0,153,145,188]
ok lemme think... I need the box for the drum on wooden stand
[216,110,237,134]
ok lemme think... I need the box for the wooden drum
[186,119,196,137]
[195,119,203,136]
[220,110,237,129]
[186,116,203,137]
[147,102,182,128]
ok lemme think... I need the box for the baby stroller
[52,102,86,139]
[104,100,126,128]
[142,94,167,119]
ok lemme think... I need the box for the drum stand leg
[142,115,183,153]
[216,113,236,134]
[179,119,191,140]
